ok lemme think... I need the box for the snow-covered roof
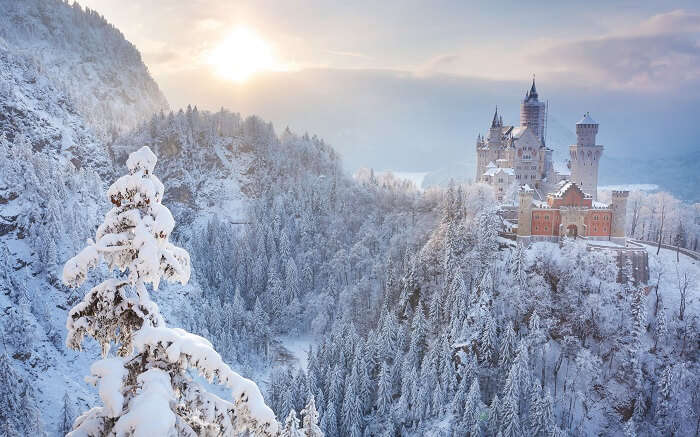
[532,200,549,208]
[550,180,591,199]
[486,161,497,169]
[520,184,534,192]
[577,112,597,125]
[592,201,610,209]
[483,166,515,177]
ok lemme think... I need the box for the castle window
[545,215,549,220]
[535,226,539,231]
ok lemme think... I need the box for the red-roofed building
[516,180,628,245]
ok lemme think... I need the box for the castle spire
[491,106,499,128]
[529,75,538,100]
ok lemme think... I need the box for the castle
[476,78,629,245]
[475,78,566,202]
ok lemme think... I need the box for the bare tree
[657,195,666,256]
[629,193,642,238]
[676,265,691,321]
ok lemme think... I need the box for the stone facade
[569,113,603,200]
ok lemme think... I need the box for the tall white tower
[520,77,546,145]
[569,113,603,200]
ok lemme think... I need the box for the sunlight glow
[207,28,283,82]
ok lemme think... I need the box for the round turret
[576,112,599,147]
[570,112,603,200]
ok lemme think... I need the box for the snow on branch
[133,326,279,434]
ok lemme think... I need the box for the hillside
[0,0,168,141]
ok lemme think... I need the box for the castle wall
[584,211,612,236]
[531,209,560,236]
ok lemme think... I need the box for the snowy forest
[0,1,699,436]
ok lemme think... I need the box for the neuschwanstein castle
[475,79,630,246]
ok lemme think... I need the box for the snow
[86,358,127,418]
[577,113,597,125]
[599,184,659,192]
[133,326,279,432]
[126,146,158,174]
[112,369,176,437]
[63,244,99,287]
[642,242,700,315]
[484,167,515,176]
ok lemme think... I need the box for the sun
[207,28,281,82]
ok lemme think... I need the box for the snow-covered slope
[0,0,168,140]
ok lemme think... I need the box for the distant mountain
[600,151,700,202]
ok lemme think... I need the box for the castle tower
[520,77,546,145]
[517,186,534,244]
[569,113,603,200]
[487,107,502,147]
[611,190,629,245]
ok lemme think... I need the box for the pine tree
[376,362,393,416]
[487,394,501,436]
[60,391,75,436]
[656,364,674,428]
[654,302,668,350]
[500,396,521,437]
[62,147,278,436]
[300,396,323,437]
[480,309,498,365]
[281,409,303,437]
[499,322,518,369]
[0,354,43,435]
[462,377,482,432]
[321,401,337,436]
[530,384,555,437]
[510,243,528,290]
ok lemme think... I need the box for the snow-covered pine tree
[376,362,393,416]
[462,377,482,433]
[0,353,43,436]
[320,401,337,436]
[60,391,75,436]
[281,409,303,437]
[300,396,323,437]
[62,146,278,436]
[654,301,668,350]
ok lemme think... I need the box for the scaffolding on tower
[543,100,549,146]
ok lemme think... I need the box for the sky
[81,0,700,191]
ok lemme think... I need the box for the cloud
[532,10,700,92]
[420,54,461,73]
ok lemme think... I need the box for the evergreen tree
[320,402,337,437]
[654,302,668,350]
[281,409,303,437]
[0,354,43,435]
[300,396,323,437]
[376,362,393,416]
[62,147,278,436]
[487,394,501,436]
[462,377,482,433]
[499,322,518,369]
[60,391,75,436]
